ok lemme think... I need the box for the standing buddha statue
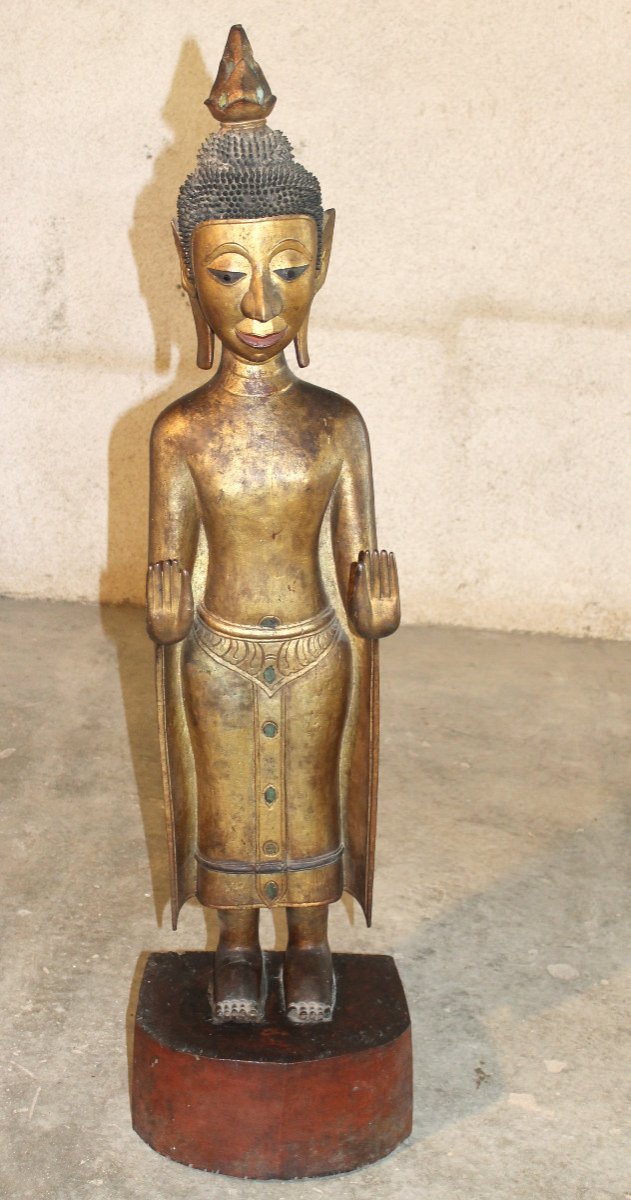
[146,26,400,1026]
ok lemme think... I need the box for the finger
[171,561,182,604]
[147,565,158,610]
[163,560,172,610]
[372,549,380,596]
[357,560,372,612]
[371,549,380,598]
[154,562,163,606]
[361,551,369,594]
[168,558,182,606]
[379,550,389,599]
[383,551,392,597]
[384,551,395,598]
[354,558,367,596]
[390,552,399,600]
[178,567,191,617]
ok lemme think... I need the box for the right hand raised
[146,560,194,645]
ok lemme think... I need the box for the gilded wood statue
[146,26,400,1026]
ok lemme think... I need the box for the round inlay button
[260,616,280,630]
[263,665,276,684]
[262,721,278,738]
[264,881,279,901]
[263,840,279,856]
[264,786,277,805]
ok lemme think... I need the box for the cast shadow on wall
[100,40,217,932]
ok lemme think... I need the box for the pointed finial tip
[206,26,276,125]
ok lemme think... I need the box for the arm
[146,412,199,645]
[331,411,400,639]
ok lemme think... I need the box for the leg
[211,907,264,1023]
[284,904,335,1024]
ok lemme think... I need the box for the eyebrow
[202,243,250,265]
[197,234,314,266]
[270,239,312,258]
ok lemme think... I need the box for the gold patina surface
[147,211,400,928]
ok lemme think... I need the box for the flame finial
[206,26,276,125]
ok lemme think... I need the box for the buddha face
[190,215,321,362]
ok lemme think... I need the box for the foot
[210,947,264,1023]
[284,943,335,1024]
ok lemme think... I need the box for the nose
[240,268,282,324]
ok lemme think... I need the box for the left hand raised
[349,549,401,639]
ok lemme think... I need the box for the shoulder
[150,384,210,449]
[297,382,371,447]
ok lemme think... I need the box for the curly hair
[177,125,324,273]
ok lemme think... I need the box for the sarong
[181,604,351,908]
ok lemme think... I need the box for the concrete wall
[1,0,629,637]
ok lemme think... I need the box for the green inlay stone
[263,840,279,856]
[264,786,277,805]
[260,616,280,630]
[264,881,279,901]
[262,721,278,738]
[263,665,276,684]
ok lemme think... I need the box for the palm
[146,560,194,645]
[350,550,400,639]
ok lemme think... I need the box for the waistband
[192,603,341,696]
[197,602,336,641]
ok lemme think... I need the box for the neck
[214,348,296,397]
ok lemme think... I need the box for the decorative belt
[195,845,344,875]
[192,603,340,696]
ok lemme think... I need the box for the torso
[180,379,350,625]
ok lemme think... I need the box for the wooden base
[131,951,413,1179]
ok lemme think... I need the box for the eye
[274,265,309,282]
[208,268,246,285]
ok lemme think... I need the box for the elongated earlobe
[171,218,215,370]
[294,209,334,368]
[314,208,335,295]
[294,317,310,368]
[190,292,215,370]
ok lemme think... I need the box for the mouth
[236,326,288,349]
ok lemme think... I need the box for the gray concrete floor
[1,597,630,1199]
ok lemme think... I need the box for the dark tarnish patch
[295,420,321,458]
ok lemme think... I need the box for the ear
[314,208,335,294]
[171,220,196,297]
[171,220,215,370]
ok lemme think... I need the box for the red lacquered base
[131,950,413,1179]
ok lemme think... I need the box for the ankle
[286,937,330,954]
[217,938,261,955]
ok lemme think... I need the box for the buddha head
[174,26,335,369]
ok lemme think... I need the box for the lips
[236,327,288,349]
